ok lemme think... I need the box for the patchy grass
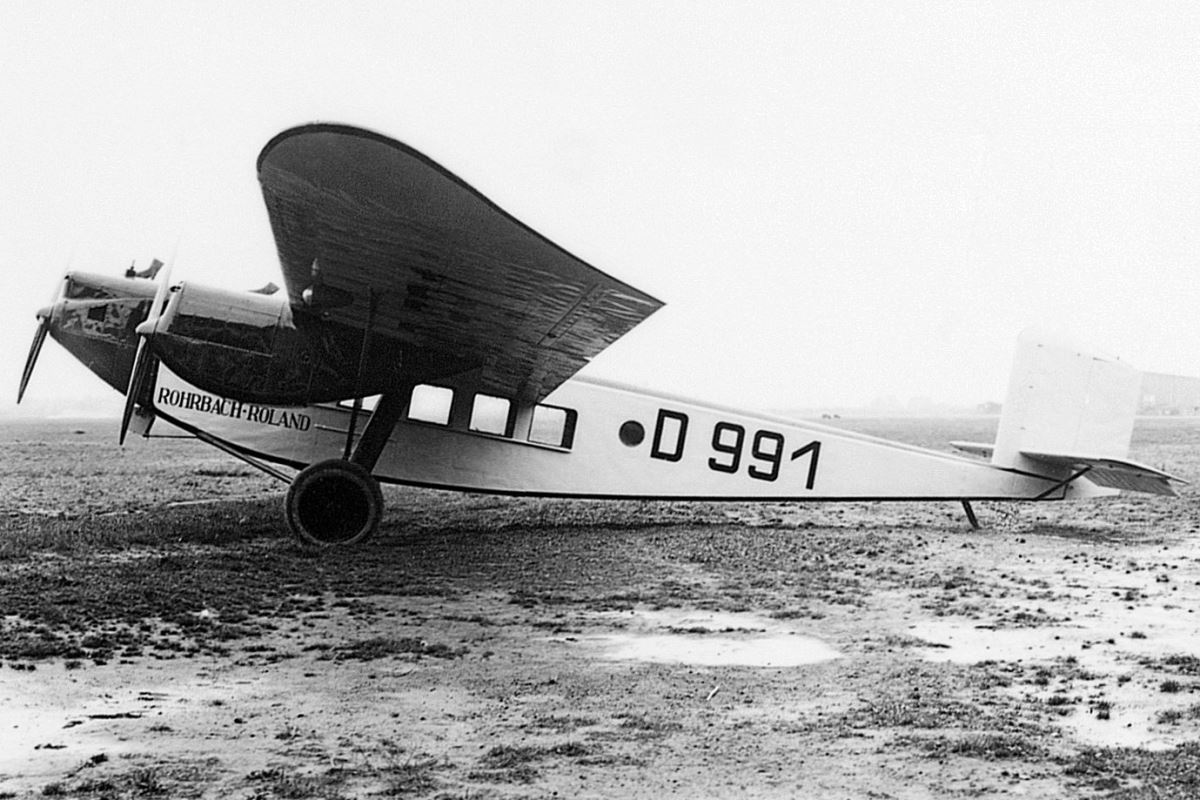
[1064,742,1200,798]
[469,741,598,784]
[6,416,1200,798]
[527,714,598,732]
[245,766,351,799]
[614,712,684,737]
[1156,703,1200,726]
[326,636,468,661]
[1141,653,1200,676]
[376,757,442,796]
[45,759,219,798]
[917,732,1047,761]
[479,745,545,769]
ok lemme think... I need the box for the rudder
[992,328,1142,472]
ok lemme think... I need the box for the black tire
[285,459,383,547]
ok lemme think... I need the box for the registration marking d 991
[644,409,820,489]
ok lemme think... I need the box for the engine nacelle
[40,269,412,408]
[148,281,395,405]
[45,271,159,393]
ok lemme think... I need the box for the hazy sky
[4,2,1199,419]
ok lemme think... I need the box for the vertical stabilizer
[992,329,1142,472]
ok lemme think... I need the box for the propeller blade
[17,317,49,404]
[19,272,74,404]
[149,260,172,318]
[120,260,173,444]
[119,337,153,445]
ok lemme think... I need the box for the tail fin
[993,328,1140,470]
[954,329,1183,497]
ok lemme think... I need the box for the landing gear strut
[283,392,406,548]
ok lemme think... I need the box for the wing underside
[257,124,663,403]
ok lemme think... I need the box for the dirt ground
[3,416,1200,799]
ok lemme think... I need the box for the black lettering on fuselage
[156,385,310,431]
[650,408,689,462]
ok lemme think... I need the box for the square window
[529,405,576,448]
[470,394,511,435]
[408,385,453,425]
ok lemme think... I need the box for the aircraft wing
[257,123,663,403]
[1018,450,1185,496]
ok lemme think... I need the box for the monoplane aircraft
[18,124,1184,546]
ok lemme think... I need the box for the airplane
[17,123,1185,547]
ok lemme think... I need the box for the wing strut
[343,288,382,460]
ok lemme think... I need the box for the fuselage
[37,270,1105,505]
[147,363,1097,502]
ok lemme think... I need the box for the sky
[4,1,1200,419]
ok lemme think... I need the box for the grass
[6,417,1200,797]
[0,448,985,665]
[467,742,598,785]
[846,695,982,730]
[45,761,218,798]
[527,713,598,732]
[245,766,350,799]
[326,636,468,661]
[1064,742,1200,799]
[377,758,442,796]
[614,712,684,736]
[1157,703,1200,726]
[919,732,1047,761]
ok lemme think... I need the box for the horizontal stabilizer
[1020,450,1186,497]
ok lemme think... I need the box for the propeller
[17,316,50,404]
[17,274,69,404]
[119,261,173,445]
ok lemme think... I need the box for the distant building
[1140,372,1200,415]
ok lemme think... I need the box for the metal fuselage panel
[149,366,1095,501]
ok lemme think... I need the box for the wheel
[285,459,383,547]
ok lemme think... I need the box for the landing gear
[285,459,383,547]
[285,392,405,548]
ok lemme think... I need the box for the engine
[147,281,393,405]
[40,271,158,394]
[30,268,410,409]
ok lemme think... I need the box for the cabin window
[407,385,453,425]
[470,394,511,435]
[528,404,577,449]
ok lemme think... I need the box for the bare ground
[2,417,1200,798]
